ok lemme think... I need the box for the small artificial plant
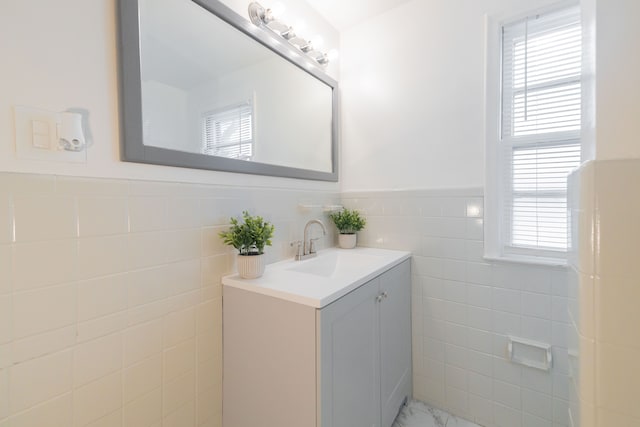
[219,211,275,255]
[329,208,366,235]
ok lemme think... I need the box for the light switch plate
[14,106,87,163]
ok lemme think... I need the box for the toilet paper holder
[508,336,553,371]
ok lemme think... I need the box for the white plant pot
[338,233,357,249]
[237,254,265,279]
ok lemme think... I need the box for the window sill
[483,254,567,268]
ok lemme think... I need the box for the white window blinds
[202,102,253,160]
[500,6,581,255]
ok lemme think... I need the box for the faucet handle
[290,240,303,258]
[309,237,321,254]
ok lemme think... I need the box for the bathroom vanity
[222,247,412,427]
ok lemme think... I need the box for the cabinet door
[379,260,412,427]
[319,277,381,427]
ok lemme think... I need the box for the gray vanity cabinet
[319,259,411,427]
[223,259,411,427]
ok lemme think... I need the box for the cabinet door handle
[376,292,388,303]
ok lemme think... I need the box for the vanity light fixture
[247,1,337,67]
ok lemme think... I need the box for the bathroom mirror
[118,0,338,181]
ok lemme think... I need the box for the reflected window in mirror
[202,100,254,161]
[119,0,338,181]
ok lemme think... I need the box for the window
[202,101,253,160]
[489,5,582,261]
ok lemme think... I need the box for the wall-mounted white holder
[14,106,88,163]
[508,336,553,371]
[297,203,344,212]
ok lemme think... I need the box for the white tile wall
[568,160,640,427]
[0,172,339,427]
[342,189,570,427]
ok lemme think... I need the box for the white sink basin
[287,250,386,278]
[222,247,411,308]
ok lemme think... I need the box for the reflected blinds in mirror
[202,102,253,160]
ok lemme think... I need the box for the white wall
[339,0,561,192]
[592,0,640,160]
[0,0,338,190]
[141,81,190,151]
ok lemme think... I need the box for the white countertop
[222,247,411,308]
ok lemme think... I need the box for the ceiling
[303,0,414,31]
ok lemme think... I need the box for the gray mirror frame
[117,0,339,181]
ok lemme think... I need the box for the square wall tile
[8,393,72,427]
[595,275,640,348]
[0,296,11,345]
[494,403,523,427]
[74,333,122,386]
[466,198,484,218]
[492,288,521,315]
[165,229,201,263]
[10,325,75,365]
[12,283,76,339]
[522,412,551,427]
[77,312,126,344]
[124,320,162,367]
[576,161,595,276]
[163,401,195,427]
[597,342,640,419]
[163,338,196,382]
[522,388,553,421]
[0,245,11,295]
[595,159,640,278]
[128,197,167,232]
[0,195,12,244]
[78,274,127,322]
[77,196,128,237]
[78,235,128,280]
[197,355,221,395]
[468,394,493,426]
[127,231,169,270]
[73,371,122,426]
[0,369,7,419]
[597,407,640,427]
[578,336,595,404]
[84,409,122,427]
[13,196,77,242]
[468,371,492,399]
[163,370,195,416]
[124,355,162,404]
[196,324,221,365]
[167,197,201,230]
[9,350,73,413]
[521,316,551,343]
[126,265,171,309]
[13,239,76,291]
[578,273,595,340]
[123,388,162,427]
[163,308,196,348]
[445,385,469,415]
[521,292,552,320]
[493,356,522,386]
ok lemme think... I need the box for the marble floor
[392,400,482,427]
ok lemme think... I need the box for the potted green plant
[219,211,275,279]
[329,208,366,249]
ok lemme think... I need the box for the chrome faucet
[295,219,327,260]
